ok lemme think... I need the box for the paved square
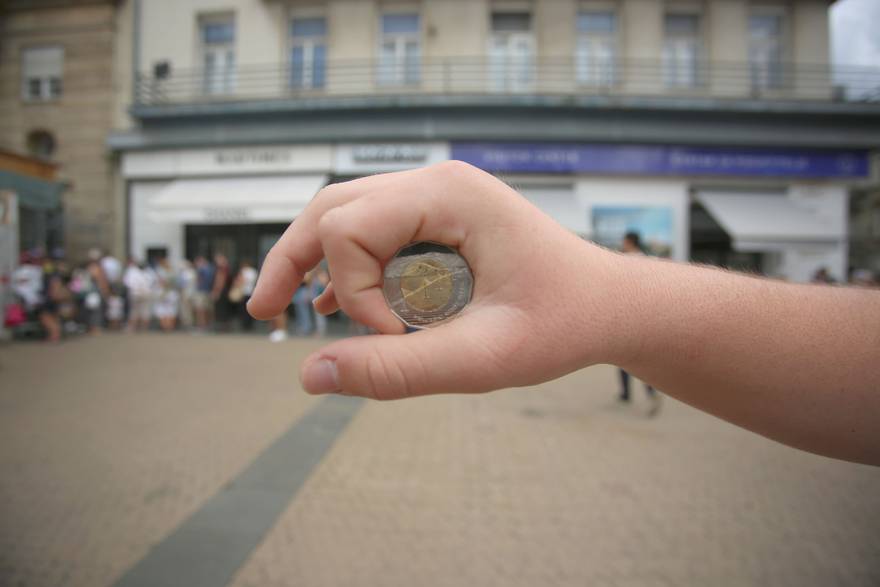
[1,334,878,587]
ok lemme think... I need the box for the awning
[148,175,327,224]
[0,170,64,210]
[695,191,840,252]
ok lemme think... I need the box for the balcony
[132,57,880,118]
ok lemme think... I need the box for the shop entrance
[689,202,764,273]
[184,223,288,268]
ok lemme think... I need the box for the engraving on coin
[383,242,473,329]
[400,259,453,312]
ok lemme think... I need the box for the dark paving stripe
[113,395,363,587]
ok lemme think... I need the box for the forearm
[606,254,880,465]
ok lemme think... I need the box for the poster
[591,205,673,257]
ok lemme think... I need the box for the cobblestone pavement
[1,334,878,587]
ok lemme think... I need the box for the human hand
[248,161,626,399]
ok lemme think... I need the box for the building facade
[109,0,880,281]
[0,0,124,261]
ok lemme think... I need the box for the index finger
[247,171,416,320]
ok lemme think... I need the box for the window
[290,17,327,90]
[378,13,420,86]
[489,12,534,92]
[749,13,784,90]
[21,47,64,101]
[200,17,235,95]
[26,130,56,160]
[576,12,617,86]
[663,14,701,88]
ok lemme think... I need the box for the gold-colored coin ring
[399,259,454,312]
[383,241,474,329]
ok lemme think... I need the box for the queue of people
[6,248,328,343]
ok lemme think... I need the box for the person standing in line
[123,258,152,332]
[192,255,215,331]
[311,268,329,337]
[98,250,125,331]
[153,256,180,332]
[100,251,123,287]
[231,258,258,332]
[293,274,314,335]
[80,260,110,334]
[211,253,232,332]
[39,255,68,343]
[176,259,197,330]
[618,232,661,417]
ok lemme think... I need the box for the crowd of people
[6,248,330,343]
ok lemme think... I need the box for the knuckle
[316,206,347,240]
[435,159,476,176]
[314,182,345,201]
[363,350,408,401]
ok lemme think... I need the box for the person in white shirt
[231,258,259,331]
[123,258,152,332]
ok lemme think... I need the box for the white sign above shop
[121,145,333,178]
[335,143,450,175]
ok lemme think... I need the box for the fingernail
[303,358,339,394]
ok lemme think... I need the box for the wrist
[575,247,653,369]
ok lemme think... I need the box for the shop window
[576,12,617,86]
[663,14,701,88]
[749,12,785,90]
[26,130,57,160]
[489,12,534,92]
[378,13,421,86]
[290,17,327,90]
[21,46,64,101]
[200,15,236,95]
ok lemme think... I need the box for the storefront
[124,141,869,283]
[123,145,332,266]
[452,142,868,282]
[123,142,450,266]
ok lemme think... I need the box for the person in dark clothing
[193,255,215,331]
[211,253,232,331]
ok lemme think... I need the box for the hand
[248,161,625,400]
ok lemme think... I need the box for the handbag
[4,303,25,327]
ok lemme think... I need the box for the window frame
[289,16,328,90]
[575,11,618,87]
[488,11,535,93]
[199,14,236,96]
[20,46,64,103]
[748,7,787,91]
[662,12,703,89]
[377,12,422,87]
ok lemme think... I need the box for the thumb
[299,319,504,400]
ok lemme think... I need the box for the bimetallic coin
[383,242,473,329]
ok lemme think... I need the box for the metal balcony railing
[133,57,880,109]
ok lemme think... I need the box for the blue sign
[450,143,869,178]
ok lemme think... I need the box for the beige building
[127,0,835,104]
[110,0,878,282]
[0,0,123,260]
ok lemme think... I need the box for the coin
[383,242,473,329]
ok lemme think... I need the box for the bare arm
[607,254,880,465]
[249,161,880,466]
